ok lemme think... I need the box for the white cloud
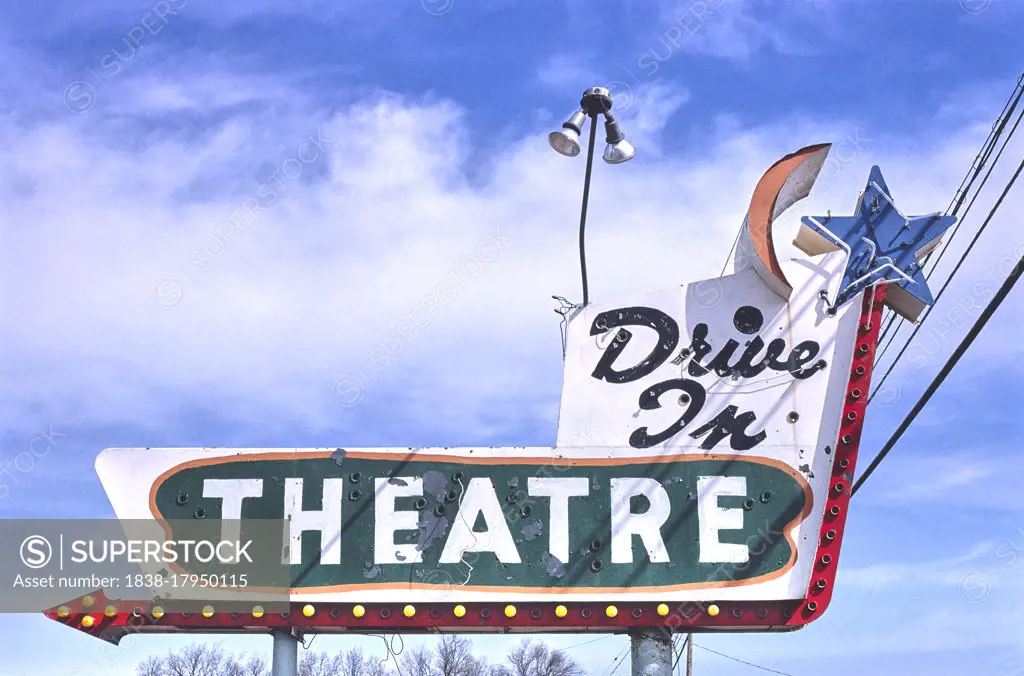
[535,53,600,91]
[842,543,992,592]
[866,452,1001,503]
[1,53,1021,455]
[12,0,406,35]
[645,0,847,62]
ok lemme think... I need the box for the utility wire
[610,651,629,676]
[671,634,690,672]
[720,229,742,276]
[599,647,630,676]
[948,72,1024,216]
[873,74,1024,364]
[556,635,613,653]
[869,115,1024,403]
[874,74,1023,350]
[871,100,1022,371]
[946,72,1019,214]
[854,156,1024,495]
[694,643,793,676]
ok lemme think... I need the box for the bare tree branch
[497,640,585,676]
[401,644,435,676]
[135,638,583,676]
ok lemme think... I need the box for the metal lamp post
[551,88,663,676]
[548,86,636,307]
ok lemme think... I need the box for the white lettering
[527,477,589,563]
[283,478,344,565]
[203,478,263,544]
[440,478,521,564]
[610,478,671,564]
[375,478,424,564]
[697,476,749,563]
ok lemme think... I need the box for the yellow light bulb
[81,615,95,628]
[504,604,517,618]
[202,605,214,618]
[82,595,95,608]
[252,605,265,618]
[352,605,365,618]
[302,604,315,617]
[453,605,466,618]
[555,605,568,618]
[152,606,165,620]
[605,605,618,618]
[403,605,416,618]
[104,605,117,618]
[707,604,720,617]
[57,606,71,619]
[657,603,670,617]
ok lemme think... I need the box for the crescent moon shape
[735,143,832,299]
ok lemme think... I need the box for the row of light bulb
[62,602,726,627]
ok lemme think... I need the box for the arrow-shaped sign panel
[98,447,814,598]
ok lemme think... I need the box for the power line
[868,112,1024,404]
[853,156,1024,495]
[873,74,1024,366]
[599,647,630,676]
[693,643,793,676]
[557,635,610,651]
[720,229,742,276]
[609,650,630,676]
[947,72,1024,215]
[671,634,689,672]
[874,73,1023,354]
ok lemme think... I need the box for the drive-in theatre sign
[47,144,954,641]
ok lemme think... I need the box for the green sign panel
[152,452,810,592]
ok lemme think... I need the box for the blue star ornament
[794,166,956,322]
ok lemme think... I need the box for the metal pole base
[630,628,673,676]
[271,629,300,676]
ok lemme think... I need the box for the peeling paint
[417,509,450,553]
[330,448,346,466]
[542,553,565,578]
[423,470,447,502]
[521,518,543,542]
[362,563,382,580]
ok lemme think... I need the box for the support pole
[271,629,299,676]
[630,629,673,676]
[686,633,694,676]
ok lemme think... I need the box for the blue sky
[1,0,1023,674]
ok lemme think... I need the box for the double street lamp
[548,86,635,307]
